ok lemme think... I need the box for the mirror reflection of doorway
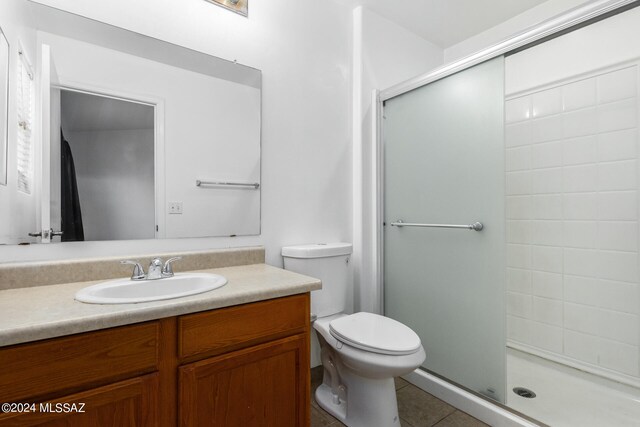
[58,89,155,241]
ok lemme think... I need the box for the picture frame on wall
[205,0,248,17]
[0,27,9,186]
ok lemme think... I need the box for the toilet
[282,243,426,427]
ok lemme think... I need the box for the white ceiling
[339,0,551,47]
[61,90,154,133]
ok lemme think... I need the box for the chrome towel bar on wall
[196,180,260,189]
[390,219,484,231]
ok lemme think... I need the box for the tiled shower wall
[505,65,640,380]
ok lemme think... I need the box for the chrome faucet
[121,257,182,281]
[146,258,164,280]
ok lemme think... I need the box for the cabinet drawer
[0,322,160,402]
[178,294,309,361]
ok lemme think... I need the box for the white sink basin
[75,273,227,304]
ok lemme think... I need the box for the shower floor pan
[507,348,640,427]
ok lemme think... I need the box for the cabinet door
[179,334,310,427]
[0,374,158,426]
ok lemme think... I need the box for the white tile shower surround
[507,348,640,427]
[505,63,640,383]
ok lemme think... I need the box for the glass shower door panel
[384,57,506,402]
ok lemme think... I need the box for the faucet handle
[162,257,182,277]
[121,260,145,280]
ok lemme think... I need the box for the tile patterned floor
[311,367,488,427]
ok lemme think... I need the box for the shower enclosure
[379,2,640,426]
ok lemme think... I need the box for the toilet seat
[329,312,422,356]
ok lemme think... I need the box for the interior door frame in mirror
[0,26,9,186]
[42,78,166,242]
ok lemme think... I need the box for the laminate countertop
[0,263,321,347]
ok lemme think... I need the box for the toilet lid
[329,312,422,356]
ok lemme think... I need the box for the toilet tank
[282,243,352,318]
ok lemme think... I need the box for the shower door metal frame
[373,0,640,315]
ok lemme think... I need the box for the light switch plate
[168,201,183,214]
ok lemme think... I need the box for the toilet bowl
[314,313,425,427]
[282,243,426,427]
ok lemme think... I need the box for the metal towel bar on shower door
[390,219,484,231]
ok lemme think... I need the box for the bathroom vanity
[0,249,319,426]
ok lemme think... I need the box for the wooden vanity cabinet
[0,293,311,427]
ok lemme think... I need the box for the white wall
[504,7,640,386]
[0,0,352,266]
[444,0,589,63]
[67,129,155,241]
[0,1,38,245]
[353,7,443,312]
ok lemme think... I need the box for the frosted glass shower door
[384,57,506,402]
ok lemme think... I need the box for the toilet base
[315,383,347,422]
[315,372,401,427]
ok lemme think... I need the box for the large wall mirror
[0,0,261,245]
